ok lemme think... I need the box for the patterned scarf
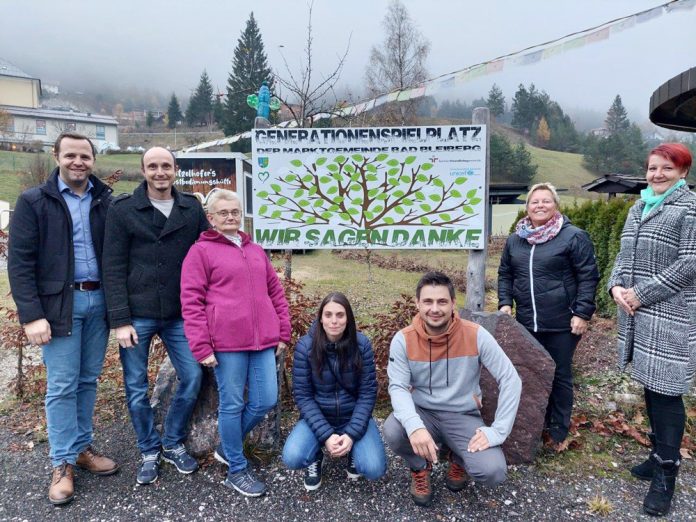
[515,211,563,245]
[640,179,686,219]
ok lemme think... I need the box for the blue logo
[450,168,480,177]
[258,157,269,168]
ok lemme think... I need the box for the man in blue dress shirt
[8,132,118,505]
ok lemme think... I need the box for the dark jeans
[120,318,203,454]
[645,388,685,462]
[532,330,580,443]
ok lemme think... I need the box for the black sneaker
[346,453,360,480]
[224,468,267,497]
[137,451,161,485]
[304,453,324,491]
[214,443,229,466]
[163,444,199,474]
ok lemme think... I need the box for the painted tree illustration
[256,153,482,229]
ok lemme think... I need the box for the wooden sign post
[465,107,491,311]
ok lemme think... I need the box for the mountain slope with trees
[583,94,647,174]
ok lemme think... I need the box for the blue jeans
[282,418,387,481]
[120,317,202,454]
[214,348,277,474]
[42,289,109,467]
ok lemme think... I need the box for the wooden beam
[465,108,491,312]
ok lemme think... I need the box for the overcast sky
[2,0,694,123]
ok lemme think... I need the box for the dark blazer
[8,169,112,336]
[102,181,209,327]
[292,330,377,443]
[498,217,599,333]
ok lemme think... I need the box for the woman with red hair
[609,143,694,517]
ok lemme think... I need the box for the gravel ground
[1,414,695,522]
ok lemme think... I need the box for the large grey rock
[459,309,555,464]
[151,360,218,457]
[152,352,287,458]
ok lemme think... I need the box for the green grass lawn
[0,173,22,206]
[0,151,142,174]
[269,248,502,326]
[0,151,143,203]
[272,250,432,325]
[527,145,599,195]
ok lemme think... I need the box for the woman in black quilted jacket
[281,292,386,491]
[498,182,599,450]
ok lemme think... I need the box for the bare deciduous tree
[21,154,53,189]
[273,0,351,127]
[270,0,352,284]
[365,0,430,124]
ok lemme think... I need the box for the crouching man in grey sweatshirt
[384,271,521,507]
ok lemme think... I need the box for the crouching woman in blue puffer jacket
[282,292,386,491]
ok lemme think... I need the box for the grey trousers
[383,406,507,487]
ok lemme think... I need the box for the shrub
[280,276,322,370]
[565,197,635,316]
[364,294,417,400]
[20,154,52,190]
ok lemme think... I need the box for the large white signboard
[252,125,486,249]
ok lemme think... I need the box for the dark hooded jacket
[497,216,599,332]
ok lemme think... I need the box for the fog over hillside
[2,0,694,125]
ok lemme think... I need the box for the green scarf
[641,179,686,218]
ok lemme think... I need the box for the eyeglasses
[212,210,241,218]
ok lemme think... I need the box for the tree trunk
[16,343,24,398]
[283,249,293,280]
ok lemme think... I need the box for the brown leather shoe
[76,446,119,476]
[445,457,469,492]
[49,463,74,505]
[409,462,433,506]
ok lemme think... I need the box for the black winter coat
[8,169,112,336]
[498,217,599,332]
[102,181,208,327]
[292,330,377,443]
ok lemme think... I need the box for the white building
[0,58,118,152]
[3,106,119,151]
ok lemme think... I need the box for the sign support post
[465,107,491,312]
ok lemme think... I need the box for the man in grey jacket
[384,271,521,507]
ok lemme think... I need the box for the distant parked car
[98,142,121,154]
[126,145,145,153]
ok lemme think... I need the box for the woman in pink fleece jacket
[181,189,290,498]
